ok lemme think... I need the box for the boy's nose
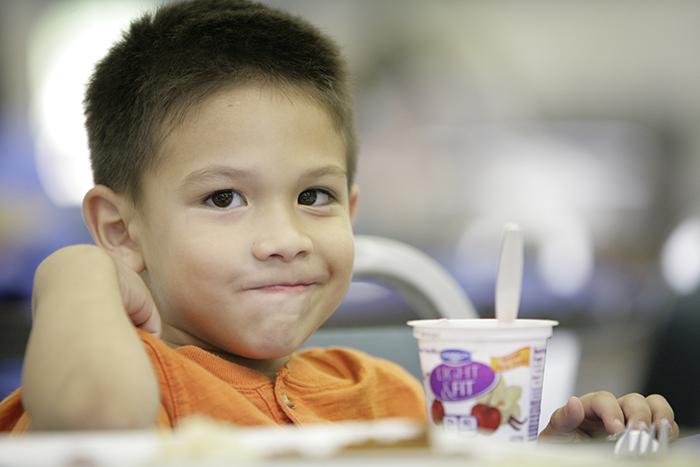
[252,212,313,262]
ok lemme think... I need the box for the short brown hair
[84,0,356,202]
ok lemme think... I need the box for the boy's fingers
[541,392,680,442]
[137,304,161,336]
[646,394,674,422]
[114,259,161,336]
[617,393,652,428]
[127,290,161,336]
[646,394,680,440]
[539,396,585,440]
[580,391,626,434]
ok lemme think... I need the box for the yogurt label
[429,351,496,402]
[422,343,549,441]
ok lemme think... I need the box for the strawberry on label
[431,399,445,425]
[471,403,501,433]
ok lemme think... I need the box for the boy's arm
[22,245,160,430]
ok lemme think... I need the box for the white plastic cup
[408,318,558,443]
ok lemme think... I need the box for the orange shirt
[0,330,427,432]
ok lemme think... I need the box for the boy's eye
[298,188,333,206]
[204,190,246,209]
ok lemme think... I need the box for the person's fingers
[135,301,161,336]
[646,394,680,440]
[125,280,161,336]
[539,396,585,441]
[541,392,681,442]
[579,391,626,435]
[115,258,161,336]
[617,393,652,428]
[646,394,674,423]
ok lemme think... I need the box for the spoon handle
[495,223,523,323]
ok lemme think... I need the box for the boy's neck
[160,325,291,379]
[216,353,291,380]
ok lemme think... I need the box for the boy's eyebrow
[302,165,347,179]
[182,165,252,185]
[178,165,347,188]
[179,166,253,188]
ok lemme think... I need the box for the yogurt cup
[408,318,558,443]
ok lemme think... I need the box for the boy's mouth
[251,283,314,293]
[244,279,320,293]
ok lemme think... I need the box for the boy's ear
[82,185,145,272]
[349,183,359,224]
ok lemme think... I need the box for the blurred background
[1,0,700,429]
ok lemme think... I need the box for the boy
[0,0,679,441]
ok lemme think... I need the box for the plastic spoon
[495,223,523,324]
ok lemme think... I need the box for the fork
[613,420,670,457]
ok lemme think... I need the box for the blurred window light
[28,1,148,206]
[464,131,651,222]
[453,130,616,299]
[661,218,700,295]
[536,221,594,297]
[456,215,594,299]
[455,217,504,281]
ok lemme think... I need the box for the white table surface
[1,421,698,467]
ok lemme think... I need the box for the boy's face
[131,84,357,360]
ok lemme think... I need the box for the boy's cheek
[328,233,355,273]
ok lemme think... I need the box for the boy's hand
[113,257,161,336]
[539,392,680,442]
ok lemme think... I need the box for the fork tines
[613,419,670,457]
